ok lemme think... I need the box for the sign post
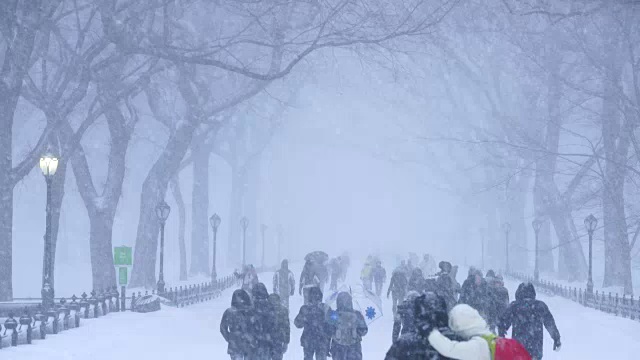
[113,246,133,312]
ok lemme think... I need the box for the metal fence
[507,271,640,321]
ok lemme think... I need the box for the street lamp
[532,218,544,283]
[155,201,171,294]
[584,214,598,298]
[241,217,249,267]
[261,224,268,269]
[39,153,59,310]
[209,213,221,282]
[503,222,511,274]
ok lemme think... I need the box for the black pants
[331,343,362,360]
[303,347,328,360]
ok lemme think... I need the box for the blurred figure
[434,261,457,311]
[329,257,341,291]
[419,254,437,276]
[484,271,509,333]
[387,265,409,316]
[339,253,350,282]
[459,267,487,316]
[268,294,291,360]
[220,289,256,360]
[294,286,331,360]
[300,260,321,305]
[251,283,276,360]
[360,258,373,292]
[372,260,387,297]
[327,292,368,360]
[273,259,295,310]
[236,265,259,294]
[407,268,426,294]
[500,282,561,360]
[427,304,492,360]
[385,292,458,360]
[391,291,420,343]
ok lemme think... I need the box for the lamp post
[241,217,249,267]
[532,218,544,283]
[155,201,171,294]
[39,153,59,310]
[209,213,221,282]
[503,222,511,274]
[584,214,598,298]
[260,224,267,269]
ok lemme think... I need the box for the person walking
[220,289,256,360]
[300,260,321,305]
[499,282,561,360]
[408,268,427,294]
[459,268,487,316]
[251,283,276,360]
[435,261,457,311]
[485,272,509,333]
[391,291,420,343]
[372,260,387,297]
[360,259,373,292]
[273,259,296,310]
[387,266,409,316]
[268,294,291,360]
[294,286,332,360]
[327,292,368,360]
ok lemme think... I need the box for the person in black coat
[327,292,368,360]
[251,283,276,360]
[387,267,408,316]
[268,294,290,360]
[385,292,458,360]
[392,291,420,342]
[499,282,561,360]
[408,268,427,294]
[458,268,487,316]
[485,273,509,333]
[372,261,387,297]
[294,286,331,360]
[220,289,256,360]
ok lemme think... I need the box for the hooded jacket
[485,276,509,327]
[220,290,256,355]
[392,291,420,342]
[273,260,295,296]
[251,283,276,350]
[428,304,492,360]
[268,293,291,347]
[499,283,560,359]
[329,292,368,345]
[459,270,487,314]
[388,268,409,297]
[408,268,427,294]
[294,286,331,349]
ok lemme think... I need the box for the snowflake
[365,306,376,320]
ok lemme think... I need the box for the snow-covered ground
[2,263,639,359]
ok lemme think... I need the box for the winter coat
[372,265,387,283]
[294,287,331,350]
[408,268,427,294]
[273,260,295,296]
[435,273,457,311]
[220,290,257,356]
[386,327,459,360]
[268,294,290,352]
[251,283,277,352]
[392,291,420,342]
[485,278,509,327]
[300,262,321,290]
[328,292,368,360]
[387,269,408,297]
[428,304,492,360]
[499,283,560,359]
[459,275,487,315]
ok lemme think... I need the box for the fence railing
[159,274,240,308]
[506,271,640,321]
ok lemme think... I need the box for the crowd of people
[223,253,562,360]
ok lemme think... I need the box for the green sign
[113,246,132,266]
[118,267,128,285]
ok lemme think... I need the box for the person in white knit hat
[427,303,492,360]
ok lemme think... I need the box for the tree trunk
[130,122,196,288]
[244,159,261,266]
[227,166,244,268]
[0,0,45,301]
[88,210,117,291]
[189,139,210,276]
[533,179,554,272]
[170,177,188,281]
[549,200,587,281]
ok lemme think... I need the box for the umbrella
[305,251,329,263]
[325,284,383,325]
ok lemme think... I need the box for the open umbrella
[305,251,329,264]
[325,284,383,325]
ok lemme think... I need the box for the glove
[553,339,561,352]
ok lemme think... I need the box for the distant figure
[237,265,259,294]
[329,257,341,291]
[300,260,321,305]
[327,292,368,360]
[268,294,291,360]
[391,291,420,343]
[251,283,276,360]
[419,254,437,277]
[339,254,350,282]
[387,266,409,316]
[372,261,387,297]
[407,268,426,294]
[484,271,509,333]
[220,289,255,360]
[459,268,487,316]
[273,259,295,310]
[294,286,331,360]
[434,261,457,311]
[361,258,374,292]
[500,282,561,360]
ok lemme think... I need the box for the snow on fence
[507,271,640,321]
[150,274,240,308]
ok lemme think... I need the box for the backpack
[480,334,532,360]
[333,311,360,346]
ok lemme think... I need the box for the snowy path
[2,264,640,359]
